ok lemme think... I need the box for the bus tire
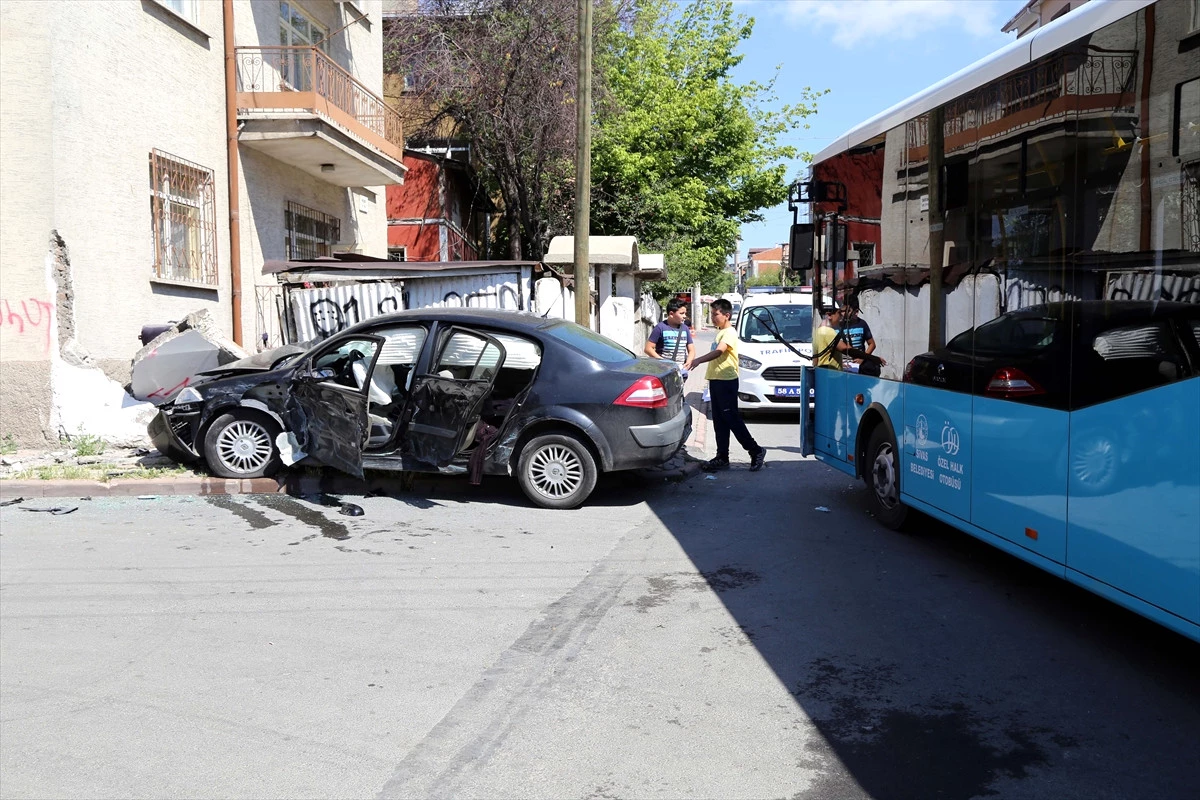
[865,425,908,530]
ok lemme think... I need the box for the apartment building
[0,0,404,444]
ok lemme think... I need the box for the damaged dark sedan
[148,309,690,509]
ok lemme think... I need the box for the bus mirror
[788,223,814,283]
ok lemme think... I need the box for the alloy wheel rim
[216,420,273,474]
[873,443,899,509]
[1073,438,1116,486]
[528,444,584,499]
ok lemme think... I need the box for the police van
[734,287,814,414]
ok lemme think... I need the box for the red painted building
[386,147,493,262]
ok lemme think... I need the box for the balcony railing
[235,46,402,156]
[905,50,1138,158]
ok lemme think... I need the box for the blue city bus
[794,0,1199,642]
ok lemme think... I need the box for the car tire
[516,433,598,510]
[865,425,908,530]
[203,411,281,479]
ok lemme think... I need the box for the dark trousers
[709,378,759,459]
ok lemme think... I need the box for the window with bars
[286,201,341,260]
[388,247,408,261]
[149,149,218,285]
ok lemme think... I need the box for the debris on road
[20,506,78,515]
[1,497,25,506]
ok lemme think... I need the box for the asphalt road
[2,404,1198,799]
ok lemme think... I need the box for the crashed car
[148,308,690,509]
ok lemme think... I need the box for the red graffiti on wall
[146,377,191,400]
[0,298,55,354]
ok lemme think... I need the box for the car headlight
[738,356,762,370]
[174,387,204,405]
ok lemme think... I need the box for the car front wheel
[203,411,281,479]
[516,433,598,510]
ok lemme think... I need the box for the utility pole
[573,0,593,329]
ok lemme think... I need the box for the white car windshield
[740,305,813,343]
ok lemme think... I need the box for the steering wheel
[336,349,366,384]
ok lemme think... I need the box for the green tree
[384,0,624,259]
[592,0,825,295]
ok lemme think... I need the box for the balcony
[236,46,406,186]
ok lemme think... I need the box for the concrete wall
[0,0,390,444]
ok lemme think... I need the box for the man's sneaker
[701,456,730,472]
[749,448,766,472]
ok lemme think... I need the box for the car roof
[333,307,570,338]
[741,292,814,309]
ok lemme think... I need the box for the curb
[0,476,286,500]
[0,458,707,502]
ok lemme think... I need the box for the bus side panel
[972,398,1068,564]
[1066,379,1200,625]
[900,384,972,522]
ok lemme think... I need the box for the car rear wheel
[517,433,598,510]
[203,411,281,479]
[865,425,908,530]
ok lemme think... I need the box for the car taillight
[903,359,915,382]
[985,367,1045,398]
[614,376,668,408]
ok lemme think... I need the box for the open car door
[401,327,506,468]
[285,334,384,478]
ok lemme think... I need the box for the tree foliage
[384,0,616,259]
[383,0,824,281]
[592,0,825,294]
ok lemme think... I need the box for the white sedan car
[734,290,814,414]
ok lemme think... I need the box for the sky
[730,0,1020,254]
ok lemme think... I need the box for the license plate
[774,386,805,397]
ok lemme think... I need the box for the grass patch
[6,463,197,482]
[0,434,16,456]
[69,433,107,457]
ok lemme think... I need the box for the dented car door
[400,327,506,468]
[286,334,384,477]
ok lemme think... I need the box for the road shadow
[641,456,1200,799]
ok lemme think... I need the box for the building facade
[0,0,403,444]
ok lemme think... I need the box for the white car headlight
[738,355,762,371]
[175,387,204,405]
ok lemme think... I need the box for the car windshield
[543,321,635,363]
[740,305,813,343]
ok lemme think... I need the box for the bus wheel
[866,426,908,530]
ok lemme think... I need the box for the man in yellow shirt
[685,298,765,472]
[814,306,850,369]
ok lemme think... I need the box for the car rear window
[948,314,1059,355]
[544,322,635,363]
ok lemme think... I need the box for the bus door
[1064,311,1200,625]
[966,306,1070,568]
[813,367,849,462]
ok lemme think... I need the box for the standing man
[685,298,766,472]
[840,296,886,375]
[645,298,694,376]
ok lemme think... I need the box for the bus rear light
[985,367,1045,398]
[614,376,668,408]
